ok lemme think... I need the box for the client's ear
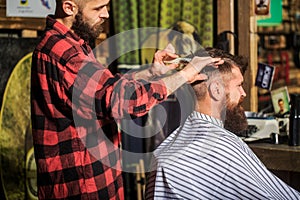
[208,81,225,101]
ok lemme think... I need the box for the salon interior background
[1,0,300,199]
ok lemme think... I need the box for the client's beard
[71,11,103,43]
[224,96,248,135]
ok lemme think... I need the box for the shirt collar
[46,15,85,46]
[190,111,224,128]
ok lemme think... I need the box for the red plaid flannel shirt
[31,15,167,200]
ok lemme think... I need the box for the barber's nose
[100,6,109,19]
[241,87,246,97]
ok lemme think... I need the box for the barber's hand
[180,56,224,83]
[150,43,179,76]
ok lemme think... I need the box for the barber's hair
[56,0,83,2]
[56,0,87,9]
[73,0,87,9]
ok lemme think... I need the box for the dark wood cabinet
[249,143,300,191]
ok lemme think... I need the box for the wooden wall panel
[217,0,235,55]
[237,0,258,112]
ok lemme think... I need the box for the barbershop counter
[249,143,300,191]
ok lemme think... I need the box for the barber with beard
[30,0,223,199]
[145,48,300,200]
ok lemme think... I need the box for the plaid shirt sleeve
[73,60,168,121]
[34,33,168,123]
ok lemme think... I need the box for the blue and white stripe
[145,111,300,200]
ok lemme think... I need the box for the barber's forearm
[161,71,188,96]
[133,68,188,96]
[133,61,198,96]
[133,68,154,81]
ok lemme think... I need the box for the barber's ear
[63,1,77,16]
[208,81,224,101]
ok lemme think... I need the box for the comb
[163,57,192,64]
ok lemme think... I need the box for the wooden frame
[217,0,258,112]
[271,86,290,114]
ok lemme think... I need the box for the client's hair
[190,47,247,101]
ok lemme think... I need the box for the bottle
[288,93,300,146]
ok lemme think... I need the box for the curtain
[111,0,213,65]
[111,0,160,65]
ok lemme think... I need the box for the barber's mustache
[238,96,245,105]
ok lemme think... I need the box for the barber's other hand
[180,56,224,83]
[150,43,179,76]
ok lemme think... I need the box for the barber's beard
[224,95,248,135]
[71,11,103,42]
